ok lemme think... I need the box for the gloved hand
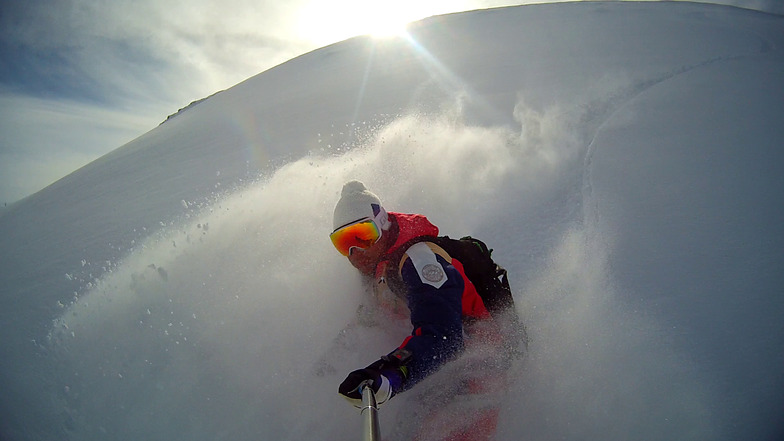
[338,367,392,408]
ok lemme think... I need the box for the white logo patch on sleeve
[405,242,447,288]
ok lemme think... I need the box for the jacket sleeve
[386,244,465,394]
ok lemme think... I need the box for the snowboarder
[330,180,525,441]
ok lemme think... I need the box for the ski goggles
[330,218,382,256]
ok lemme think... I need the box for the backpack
[429,236,516,319]
[384,234,528,357]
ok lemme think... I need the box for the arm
[386,242,465,394]
[338,242,466,404]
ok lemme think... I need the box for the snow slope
[1,2,783,440]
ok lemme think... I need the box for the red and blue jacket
[374,212,494,395]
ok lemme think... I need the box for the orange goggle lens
[330,219,381,256]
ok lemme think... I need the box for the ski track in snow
[580,25,778,228]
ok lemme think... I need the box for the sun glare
[361,7,412,38]
[297,1,454,44]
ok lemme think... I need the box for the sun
[297,1,445,44]
[359,7,414,38]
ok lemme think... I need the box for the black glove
[338,349,412,407]
[338,367,391,407]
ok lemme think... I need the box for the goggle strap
[373,205,390,232]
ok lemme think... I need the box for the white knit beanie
[333,180,390,231]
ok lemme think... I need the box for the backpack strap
[398,241,452,269]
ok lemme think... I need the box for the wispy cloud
[0,0,317,203]
[1,0,309,105]
[0,92,155,203]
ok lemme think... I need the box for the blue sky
[0,0,780,205]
